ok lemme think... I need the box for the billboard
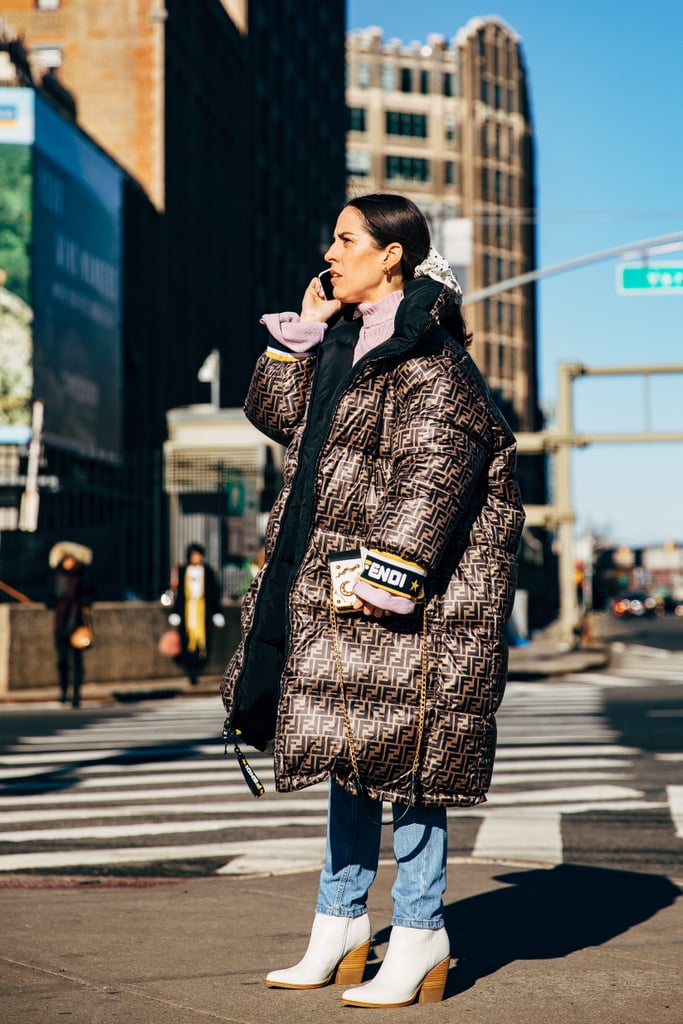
[0,87,123,461]
[33,94,123,461]
[0,88,34,426]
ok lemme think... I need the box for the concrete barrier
[0,602,242,694]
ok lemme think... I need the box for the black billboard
[32,94,123,462]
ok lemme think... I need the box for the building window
[444,161,455,186]
[400,67,413,93]
[357,61,370,88]
[347,149,371,177]
[495,170,503,202]
[420,69,429,94]
[385,111,428,138]
[32,46,62,73]
[443,72,452,97]
[480,78,488,104]
[36,0,60,8]
[385,155,430,182]
[444,114,456,141]
[347,107,367,132]
[381,64,396,91]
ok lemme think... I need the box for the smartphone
[318,268,336,300]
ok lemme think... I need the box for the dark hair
[186,542,205,560]
[345,193,430,280]
[345,193,472,349]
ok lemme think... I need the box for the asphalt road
[0,615,681,880]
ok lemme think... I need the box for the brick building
[346,16,540,436]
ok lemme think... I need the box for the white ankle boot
[264,912,371,989]
[341,925,450,1007]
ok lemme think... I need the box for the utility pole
[517,363,683,643]
[18,400,44,532]
[460,231,683,644]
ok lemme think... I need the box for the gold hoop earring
[383,265,391,280]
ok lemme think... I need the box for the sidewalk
[0,630,610,704]
[1,858,680,1023]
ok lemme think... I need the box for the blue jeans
[315,778,447,929]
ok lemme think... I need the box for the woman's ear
[384,242,404,274]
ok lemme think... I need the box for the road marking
[666,786,683,839]
[0,813,330,843]
[495,746,638,758]
[483,784,645,807]
[0,837,327,874]
[0,797,329,825]
[473,810,562,864]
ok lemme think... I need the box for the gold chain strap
[329,588,429,799]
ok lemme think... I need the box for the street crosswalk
[0,646,681,876]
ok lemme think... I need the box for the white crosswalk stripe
[0,647,680,874]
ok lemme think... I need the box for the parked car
[613,591,657,617]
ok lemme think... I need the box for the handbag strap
[329,589,428,823]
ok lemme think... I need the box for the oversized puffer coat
[221,277,525,807]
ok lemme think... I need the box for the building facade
[346,17,540,434]
[0,1,347,601]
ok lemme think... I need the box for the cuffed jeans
[315,778,447,929]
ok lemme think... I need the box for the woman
[221,194,525,1007]
[49,544,94,709]
[169,543,224,686]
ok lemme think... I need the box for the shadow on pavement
[439,864,680,996]
[0,736,224,798]
[370,864,679,997]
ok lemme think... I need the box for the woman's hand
[300,276,342,323]
[353,596,390,618]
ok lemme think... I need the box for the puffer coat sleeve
[363,345,491,576]
[243,345,316,447]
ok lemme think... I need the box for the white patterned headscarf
[414,247,463,305]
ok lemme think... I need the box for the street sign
[617,264,683,294]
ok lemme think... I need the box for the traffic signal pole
[460,229,683,645]
[516,363,683,644]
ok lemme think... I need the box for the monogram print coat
[221,278,525,807]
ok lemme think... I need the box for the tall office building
[0,0,346,598]
[347,18,554,627]
[1,0,346,409]
[346,17,540,435]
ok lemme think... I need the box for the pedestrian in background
[169,543,224,686]
[48,542,94,709]
[221,193,524,1007]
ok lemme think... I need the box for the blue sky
[347,1,683,548]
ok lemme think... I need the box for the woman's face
[324,206,400,305]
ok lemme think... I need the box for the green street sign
[618,264,683,294]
